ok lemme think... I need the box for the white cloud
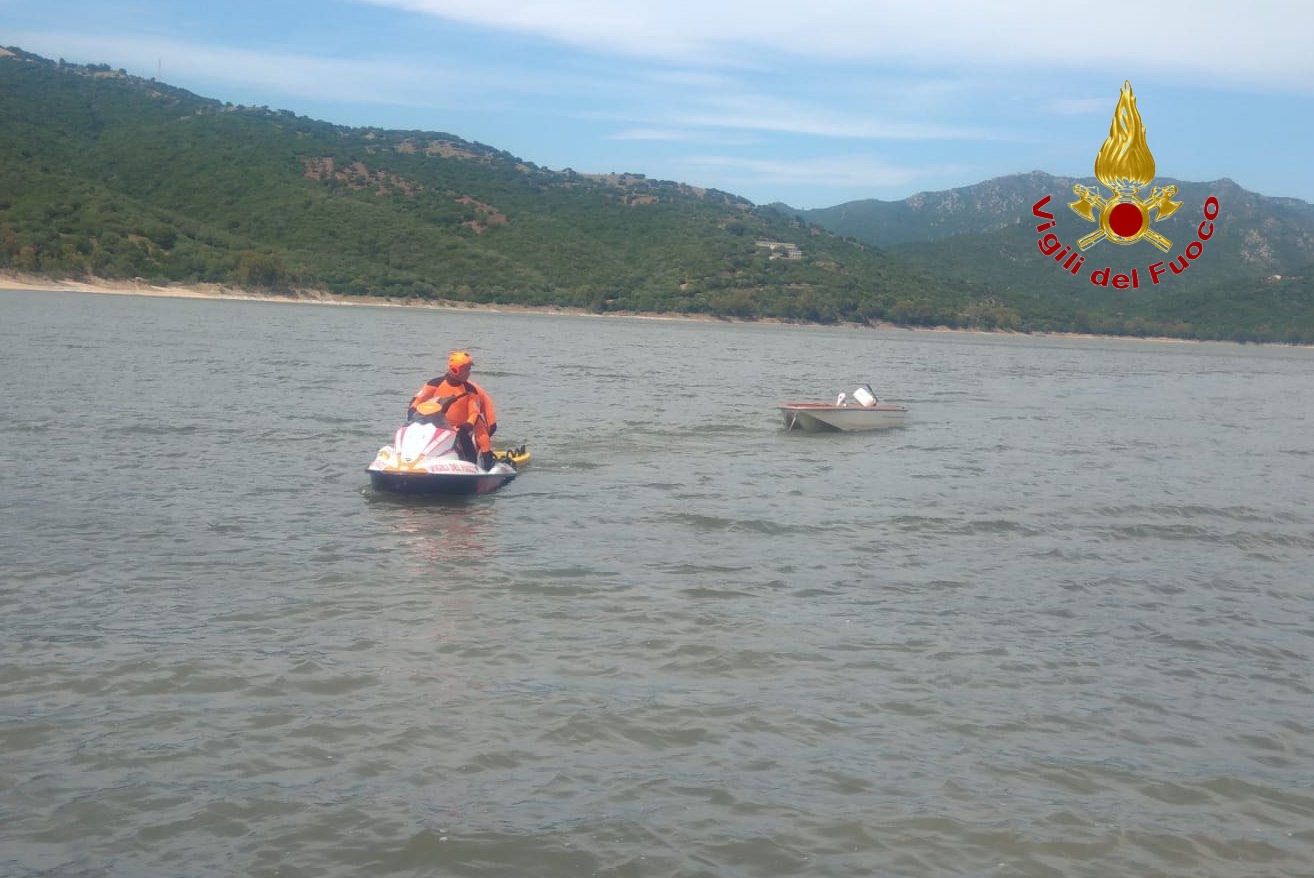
[4,28,604,111]
[673,106,996,142]
[608,128,758,146]
[612,85,1006,142]
[355,0,1314,90]
[1048,98,1114,117]
[678,153,974,191]
[13,27,997,147]
[8,31,431,103]
[610,128,692,142]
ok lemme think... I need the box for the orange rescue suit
[409,377,497,454]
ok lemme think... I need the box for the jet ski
[366,410,522,496]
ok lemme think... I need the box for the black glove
[488,422,497,437]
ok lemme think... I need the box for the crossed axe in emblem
[1068,184,1183,252]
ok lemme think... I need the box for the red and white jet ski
[366,415,520,496]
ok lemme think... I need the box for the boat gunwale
[778,402,908,413]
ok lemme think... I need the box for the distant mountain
[3,46,1313,343]
[779,173,1314,342]
[773,172,1089,246]
[784,171,1314,258]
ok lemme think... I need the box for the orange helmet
[448,350,473,370]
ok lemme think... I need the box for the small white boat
[779,385,907,432]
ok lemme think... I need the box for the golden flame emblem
[1068,81,1182,251]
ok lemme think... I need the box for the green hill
[0,47,966,325]
[3,46,1313,342]
[784,173,1314,343]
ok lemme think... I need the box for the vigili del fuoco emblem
[1031,80,1220,289]
[1068,81,1181,252]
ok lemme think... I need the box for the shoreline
[0,271,1289,348]
[0,271,722,322]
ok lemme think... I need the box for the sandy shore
[0,270,889,330]
[2,271,1276,347]
[0,272,500,310]
[0,271,722,322]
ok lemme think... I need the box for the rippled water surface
[2,289,1313,877]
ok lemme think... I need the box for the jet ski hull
[367,468,516,496]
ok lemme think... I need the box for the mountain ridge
[3,46,1312,343]
[775,173,1314,342]
[780,172,1314,249]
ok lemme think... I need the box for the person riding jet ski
[407,350,498,471]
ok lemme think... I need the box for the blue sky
[4,0,1312,209]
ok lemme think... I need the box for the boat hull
[780,403,907,432]
[367,468,516,496]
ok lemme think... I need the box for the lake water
[2,288,1312,878]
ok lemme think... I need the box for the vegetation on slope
[4,47,1313,342]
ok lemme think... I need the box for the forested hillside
[786,174,1314,343]
[4,47,1313,342]
[0,48,965,325]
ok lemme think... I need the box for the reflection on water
[373,495,503,564]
